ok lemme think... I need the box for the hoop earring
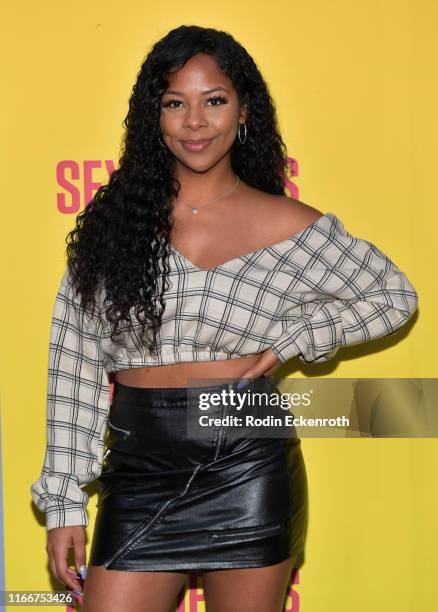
[158,134,167,148]
[237,122,247,144]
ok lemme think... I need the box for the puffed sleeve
[30,268,111,530]
[270,215,419,365]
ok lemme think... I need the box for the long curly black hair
[66,24,289,356]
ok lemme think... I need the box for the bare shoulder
[260,194,324,234]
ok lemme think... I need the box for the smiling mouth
[181,138,213,152]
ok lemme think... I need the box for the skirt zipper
[213,383,232,461]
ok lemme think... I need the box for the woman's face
[159,53,247,173]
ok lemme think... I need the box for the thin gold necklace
[176,175,240,215]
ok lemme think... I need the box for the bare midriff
[114,352,263,388]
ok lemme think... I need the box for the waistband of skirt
[112,375,275,404]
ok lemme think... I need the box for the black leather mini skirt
[88,375,308,572]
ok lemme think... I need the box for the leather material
[88,376,308,571]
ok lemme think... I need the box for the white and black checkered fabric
[31,212,418,529]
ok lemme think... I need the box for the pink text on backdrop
[171,570,301,612]
[284,157,299,199]
[56,157,298,214]
[56,160,116,214]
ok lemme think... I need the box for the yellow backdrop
[2,1,436,610]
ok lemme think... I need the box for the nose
[183,104,207,130]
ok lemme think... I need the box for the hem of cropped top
[108,348,250,371]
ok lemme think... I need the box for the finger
[72,530,87,582]
[46,545,59,583]
[264,362,282,377]
[53,544,83,592]
[261,349,284,375]
[67,568,81,582]
[237,369,257,386]
[237,370,269,389]
[238,358,275,383]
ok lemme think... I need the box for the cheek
[211,115,239,137]
[160,114,179,135]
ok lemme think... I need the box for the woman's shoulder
[252,191,325,237]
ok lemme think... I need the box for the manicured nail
[237,378,248,391]
[79,565,87,580]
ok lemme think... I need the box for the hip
[99,375,301,480]
[113,353,265,388]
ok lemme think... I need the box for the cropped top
[30,211,418,530]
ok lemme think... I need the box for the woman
[31,25,418,612]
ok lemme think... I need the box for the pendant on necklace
[191,207,199,215]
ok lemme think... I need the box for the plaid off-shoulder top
[30,212,418,530]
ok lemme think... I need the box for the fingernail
[67,569,81,578]
[73,589,84,598]
[237,378,248,391]
[79,565,87,580]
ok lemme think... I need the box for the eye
[162,98,183,109]
[161,95,228,109]
[206,96,228,106]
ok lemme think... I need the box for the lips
[181,138,213,152]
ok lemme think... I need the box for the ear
[239,94,249,123]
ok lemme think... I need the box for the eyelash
[162,96,228,109]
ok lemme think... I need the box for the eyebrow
[163,86,230,96]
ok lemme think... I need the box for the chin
[178,155,220,171]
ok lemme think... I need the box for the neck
[173,162,238,204]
